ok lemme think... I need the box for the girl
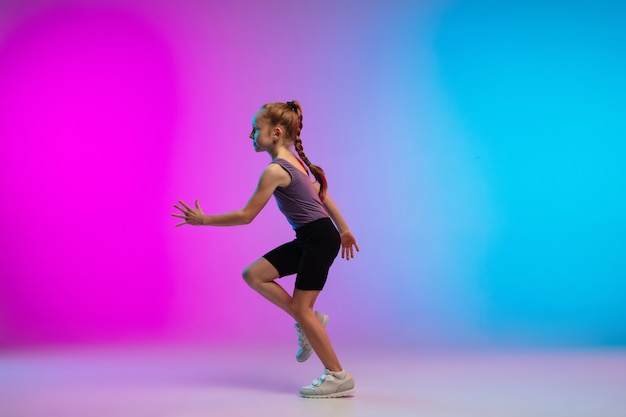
[172,100,359,398]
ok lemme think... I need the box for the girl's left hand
[172,199,205,226]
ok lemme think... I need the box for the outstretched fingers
[171,199,205,227]
[172,200,191,214]
[171,200,192,227]
[171,211,187,227]
[179,200,192,211]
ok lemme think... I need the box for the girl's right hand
[340,230,359,260]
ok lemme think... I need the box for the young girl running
[172,100,359,398]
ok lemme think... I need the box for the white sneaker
[295,311,328,363]
[299,369,355,398]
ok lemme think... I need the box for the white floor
[1,343,625,417]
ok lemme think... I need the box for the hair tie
[286,101,297,112]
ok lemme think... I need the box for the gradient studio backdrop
[0,0,624,350]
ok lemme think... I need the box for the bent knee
[242,266,255,286]
[242,259,279,287]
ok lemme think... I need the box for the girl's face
[249,114,275,152]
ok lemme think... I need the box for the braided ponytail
[259,100,328,201]
[293,135,327,202]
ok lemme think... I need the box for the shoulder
[261,162,291,188]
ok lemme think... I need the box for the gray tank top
[272,158,329,229]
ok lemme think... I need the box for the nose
[249,130,254,139]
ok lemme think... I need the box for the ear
[273,126,283,138]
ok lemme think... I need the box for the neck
[267,145,291,161]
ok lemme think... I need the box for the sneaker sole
[300,388,355,399]
[296,348,313,363]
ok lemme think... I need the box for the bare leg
[242,258,295,319]
[290,289,342,372]
[243,259,342,371]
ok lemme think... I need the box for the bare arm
[315,184,360,260]
[172,164,288,227]
[322,193,350,234]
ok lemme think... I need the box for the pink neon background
[0,3,180,345]
[0,0,444,348]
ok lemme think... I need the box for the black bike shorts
[263,217,341,290]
